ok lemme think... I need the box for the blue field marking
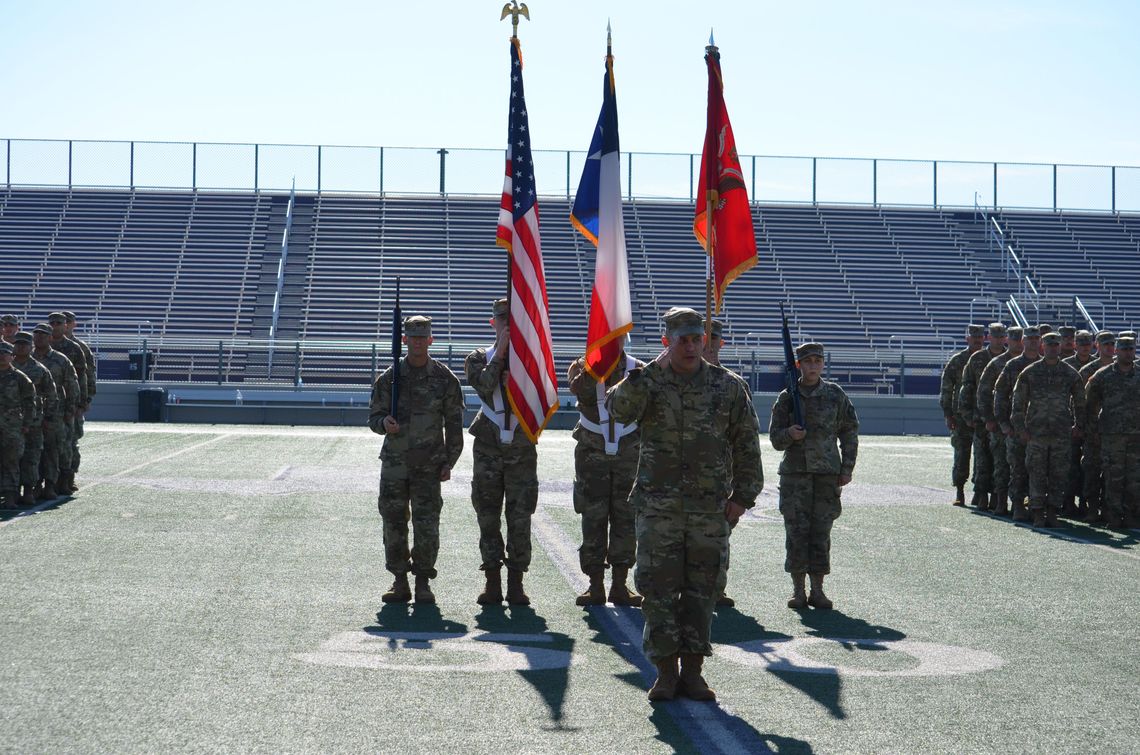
[531,508,778,755]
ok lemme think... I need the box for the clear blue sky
[3,0,1137,166]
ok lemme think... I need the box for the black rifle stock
[780,302,805,428]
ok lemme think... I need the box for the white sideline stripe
[530,507,758,755]
[0,434,232,530]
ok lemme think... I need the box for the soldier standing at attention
[1057,325,1077,361]
[369,316,464,604]
[608,307,762,703]
[1061,330,1096,517]
[32,324,78,501]
[995,326,1041,522]
[940,325,984,505]
[0,315,20,345]
[1011,332,1085,528]
[466,299,539,606]
[977,326,1023,516]
[1084,335,1140,529]
[567,342,644,607]
[959,323,1007,510]
[770,342,859,610]
[1078,331,1115,524]
[0,342,35,510]
[62,312,96,485]
[47,313,86,493]
[11,332,56,507]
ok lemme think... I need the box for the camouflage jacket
[959,347,1003,424]
[994,353,1040,432]
[568,355,644,454]
[977,350,1015,424]
[1011,359,1085,437]
[939,348,974,417]
[73,336,97,400]
[464,347,535,449]
[1062,353,1094,374]
[34,347,82,418]
[770,379,859,476]
[0,367,35,433]
[51,337,88,407]
[13,357,57,424]
[1079,358,1113,384]
[608,360,762,511]
[1085,363,1140,435]
[369,356,464,476]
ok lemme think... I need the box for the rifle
[780,302,805,428]
[390,277,402,419]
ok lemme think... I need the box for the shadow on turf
[968,508,1140,548]
[0,493,76,522]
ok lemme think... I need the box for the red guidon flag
[496,38,559,442]
[693,41,757,313]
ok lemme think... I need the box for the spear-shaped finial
[607,19,612,56]
[500,1,530,39]
[706,27,719,59]
[709,28,716,47]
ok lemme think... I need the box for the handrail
[1073,295,1100,332]
[1007,296,1028,327]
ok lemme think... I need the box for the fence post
[68,140,73,188]
[751,155,756,203]
[437,148,448,194]
[1052,164,1057,211]
[932,160,938,207]
[141,338,149,383]
[993,162,998,209]
[254,144,259,191]
[566,151,571,198]
[873,159,877,206]
[5,139,9,186]
[379,146,384,194]
[294,341,302,387]
[317,146,322,194]
[812,157,817,205]
[130,142,135,189]
[1111,166,1116,213]
[689,154,694,202]
[371,343,377,377]
[899,350,906,397]
[217,341,224,385]
[192,143,197,189]
[627,152,632,200]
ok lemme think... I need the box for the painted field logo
[296,629,577,673]
[716,637,1004,677]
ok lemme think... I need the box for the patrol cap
[403,315,432,337]
[1007,326,1023,340]
[1075,330,1093,345]
[1117,336,1136,350]
[1037,323,1053,335]
[796,342,825,360]
[1041,332,1062,345]
[661,307,704,338]
[709,319,724,341]
[0,315,18,326]
[988,322,1007,337]
[1022,326,1040,338]
[1095,330,1116,346]
[62,311,77,322]
[0,342,12,355]
[491,298,509,318]
[47,312,67,324]
[11,331,32,345]
[967,324,984,337]
[32,323,53,336]
[1058,325,1077,338]
[1121,330,1137,339]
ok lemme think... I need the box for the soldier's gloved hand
[567,358,584,384]
[838,474,852,487]
[382,415,400,434]
[787,424,806,441]
[439,466,451,482]
[724,499,746,526]
[945,416,956,431]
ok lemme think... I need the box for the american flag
[495,38,559,442]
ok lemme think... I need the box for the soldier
[0,342,35,510]
[1011,333,1085,528]
[1,315,19,345]
[47,312,87,493]
[62,311,96,484]
[995,326,1041,521]
[11,332,56,507]
[770,342,859,610]
[1058,325,1077,360]
[1037,323,1053,337]
[369,316,464,604]
[977,325,1023,515]
[1078,331,1115,523]
[959,323,1007,509]
[567,342,644,607]
[608,307,762,703]
[1085,335,1140,529]
[32,323,79,501]
[466,299,539,606]
[940,325,984,505]
[1060,330,1096,516]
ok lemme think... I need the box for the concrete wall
[89,382,949,436]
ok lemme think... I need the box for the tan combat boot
[1044,507,1060,529]
[608,566,642,607]
[1011,498,1030,522]
[414,574,435,604]
[576,570,606,606]
[1031,509,1046,528]
[381,574,411,603]
[808,573,833,610]
[38,480,57,501]
[952,485,965,507]
[990,488,1009,517]
[647,654,680,702]
[787,572,808,609]
[477,567,503,605]
[505,568,530,606]
[970,490,986,509]
[678,653,717,701]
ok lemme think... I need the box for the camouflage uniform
[33,330,80,493]
[608,314,762,664]
[1061,337,1095,513]
[48,313,87,488]
[940,332,981,490]
[12,339,57,497]
[1078,338,1115,521]
[64,315,97,474]
[959,328,1005,501]
[1011,347,1085,524]
[369,350,464,580]
[995,341,1041,518]
[569,354,643,576]
[1084,343,1140,528]
[976,338,1018,510]
[0,350,35,505]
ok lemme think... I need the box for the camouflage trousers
[634,497,728,663]
[950,417,972,487]
[969,423,994,493]
[779,473,841,575]
[471,439,538,572]
[20,425,43,489]
[71,414,84,473]
[1081,437,1104,511]
[1026,436,1070,513]
[41,415,71,486]
[573,442,638,574]
[1006,435,1028,506]
[378,471,444,578]
[0,427,25,494]
[1065,437,1083,501]
[989,430,1009,493]
[1101,434,1140,526]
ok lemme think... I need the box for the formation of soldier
[369,303,860,703]
[943,321,1138,529]
[0,311,95,510]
